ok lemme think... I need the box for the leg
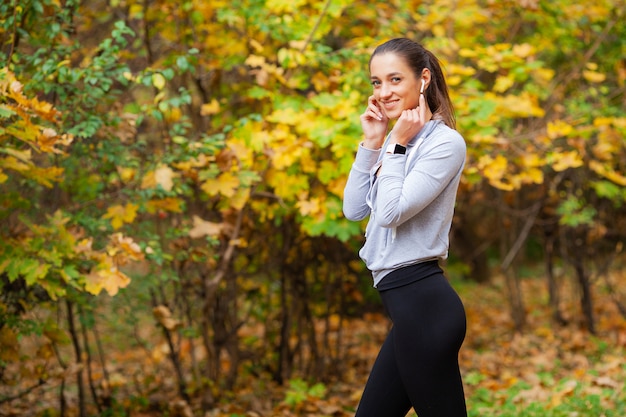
[382,274,467,417]
[355,327,412,417]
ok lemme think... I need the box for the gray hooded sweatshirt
[343,120,466,287]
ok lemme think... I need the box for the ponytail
[424,49,455,129]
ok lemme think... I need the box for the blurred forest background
[1,0,625,416]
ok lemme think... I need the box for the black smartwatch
[385,143,407,155]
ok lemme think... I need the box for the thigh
[385,274,466,357]
[355,327,412,417]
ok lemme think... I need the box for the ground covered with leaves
[202,271,626,417]
[2,270,625,417]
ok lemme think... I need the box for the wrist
[362,137,384,150]
[388,133,409,147]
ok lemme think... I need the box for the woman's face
[369,52,421,120]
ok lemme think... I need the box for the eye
[391,76,401,83]
[371,80,381,87]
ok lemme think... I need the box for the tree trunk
[543,224,567,325]
[504,267,526,332]
[573,259,595,334]
[66,300,86,417]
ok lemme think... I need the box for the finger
[370,100,384,120]
[418,93,427,121]
[403,108,417,122]
[362,107,382,122]
[369,110,383,121]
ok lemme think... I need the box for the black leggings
[355,272,467,417]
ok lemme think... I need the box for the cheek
[404,96,420,110]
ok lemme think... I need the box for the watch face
[386,143,407,155]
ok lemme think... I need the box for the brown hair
[370,38,456,129]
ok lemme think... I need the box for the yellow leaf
[108,233,144,263]
[490,179,516,191]
[75,238,93,256]
[188,215,223,239]
[128,3,143,18]
[141,165,176,191]
[612,117,626,128]
[582,70,606,83]
[547,120,574,139]
[521,153,543,168]
[296,197,321,216]
[245,54,266,67]
[152,73,166,90]
[2,147,32,163]
[201,99,220,115]
[512,43,535,58]
[37,128,58,153]
[85,265,131,296]
[146,197,183,214]
[227,139,254,166]
[311,71,330,91]
[249,39,264,53]
[432,24,446,37]
[0,155,30,172]
[446,75,462,86]
[448,64,476,77]
[536,68,555,83]
[479,154,518,191]
[480,154,507,182]
[117,166,136,183]
[201,172,239,197]
[459,48,478,58]
[271,147,299,170]
[551,151,583,172]
[230,187,251,210]
[155,165,175,191]
[102,203,139,230]
[592,139,616,161]
[499,92,545,118]
[589,160,626,186]
[267,169,308,200]
[265,0,305,13]
[519,167,544,185]
[493,75,514,93]
[29,166,64,187]
[171,154,212,171]
[266,108,300,125]
[328,177,347,198]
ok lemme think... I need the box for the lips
[381,100,400,110]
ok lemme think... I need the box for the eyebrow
[370,72,404,80]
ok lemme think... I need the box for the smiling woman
[369,56,424,120]
[343,38,468,417]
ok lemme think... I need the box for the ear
[420,68,432,91]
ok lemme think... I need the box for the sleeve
[374,131,466,228]
[342,144,381,221]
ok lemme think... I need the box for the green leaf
[0,105,16,118]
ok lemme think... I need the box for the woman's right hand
[359,95,389,149]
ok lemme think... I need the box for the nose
[379,82,392,99]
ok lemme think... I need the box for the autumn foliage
[1,0,625,416]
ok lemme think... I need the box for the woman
[343,38,468,417]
